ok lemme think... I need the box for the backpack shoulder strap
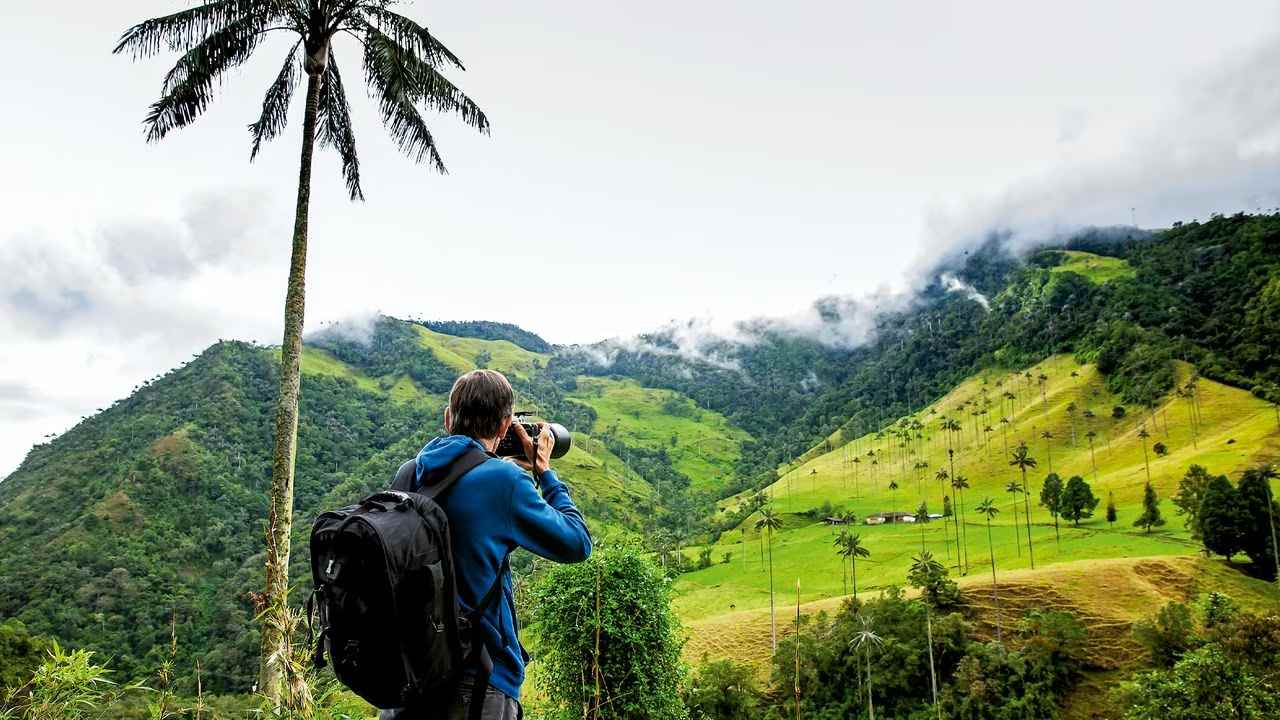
[392,446,492,497]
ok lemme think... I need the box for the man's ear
[443,407,453,434]
[497,414,513,440]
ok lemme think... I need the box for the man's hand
[512,421,553,477]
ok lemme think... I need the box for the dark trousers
[378,681,521,720]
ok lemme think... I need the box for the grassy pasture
[1048,250,1137,284]
[675,354,1279,639]
[568,376,750,491]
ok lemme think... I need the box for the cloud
[0,188,279,341]
[939,272,990,310]
[920,30,1280,268]
[305,312,383,346]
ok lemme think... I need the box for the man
[384,369,591,720]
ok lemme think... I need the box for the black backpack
[308,447,505,717]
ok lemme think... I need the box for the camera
[494,412,572,459]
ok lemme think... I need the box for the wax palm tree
[839,533,871,600]
[888,479,900,516]
[1085,429,1099,481]
[1009,443,1038,569]
[116,2,489,700]
[851,616,884,720]
[1039,429,1055,473]
[852,455,862,497]
[833,529,851,595]
[975,497,1003,641]
[1138,424,1153,483]
[951,474,971,574]
[1066,401,1078,446]
[756,505,783,652]
[934,466,953,563]
[1004,481,1023,556]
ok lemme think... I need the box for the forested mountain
[1,212,1278,696]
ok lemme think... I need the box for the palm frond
[359,7,466,70]
[114,0,285,58]
[361,22,489,135]
[144,16,268,141]
[249,41,301,160]
[362,30,446,172]
[316,49,364,200]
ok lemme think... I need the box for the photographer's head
[444,369,514,445]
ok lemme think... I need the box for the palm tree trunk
[925,606,941,720]
[851,555,858,601]
[259,67,323,702]
[986,519,1002,644]
[1021,468,1036,570]
[1142,443,1151,483]
[768,529,776,653]
[865,647,875,720]
[1011,498,1021,556]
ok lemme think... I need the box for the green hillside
[1043,249,1137,284]
[567,376,749,491]
[673,354,1280,656]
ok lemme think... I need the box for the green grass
[411,325,549,379]
[675,355,1280,621]
[1048,250,1136,284]
[554,432,656,535]
[567,376,750,491]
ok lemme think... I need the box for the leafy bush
[1133,602,1200,669]
[529,543,687,720]
[683,658,760,720]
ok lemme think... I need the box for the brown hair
[448,369,514,440]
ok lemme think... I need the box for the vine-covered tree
[114,0,488,699]
[530,544,687,720]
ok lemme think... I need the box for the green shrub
[529,543,687,720]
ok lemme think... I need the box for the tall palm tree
[888,479,900,517]
[1009,443,1038,569]
[1066,402,1078,446]
[1004,481,1023,556]
[1039,429,1055,473]
[934,467,953,563]
[833,528,850,595]
[116,2,489,700]
[851,617,884,720]
[839,532,871,600]
[951,474,972,574]
[1085,430,1099,481]
[756,505,783,652]
[975,497,1003,642]
[1138,424,1153,483]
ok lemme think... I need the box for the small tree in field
[1106,492,1118,527]
[1040,473,1063,545]
[1060,476,1100,527]
[1134,482,1166,534]
[530,544,687,720]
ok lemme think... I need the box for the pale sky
[4,0,1280,476]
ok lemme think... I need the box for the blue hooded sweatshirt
[413,434,592,701]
